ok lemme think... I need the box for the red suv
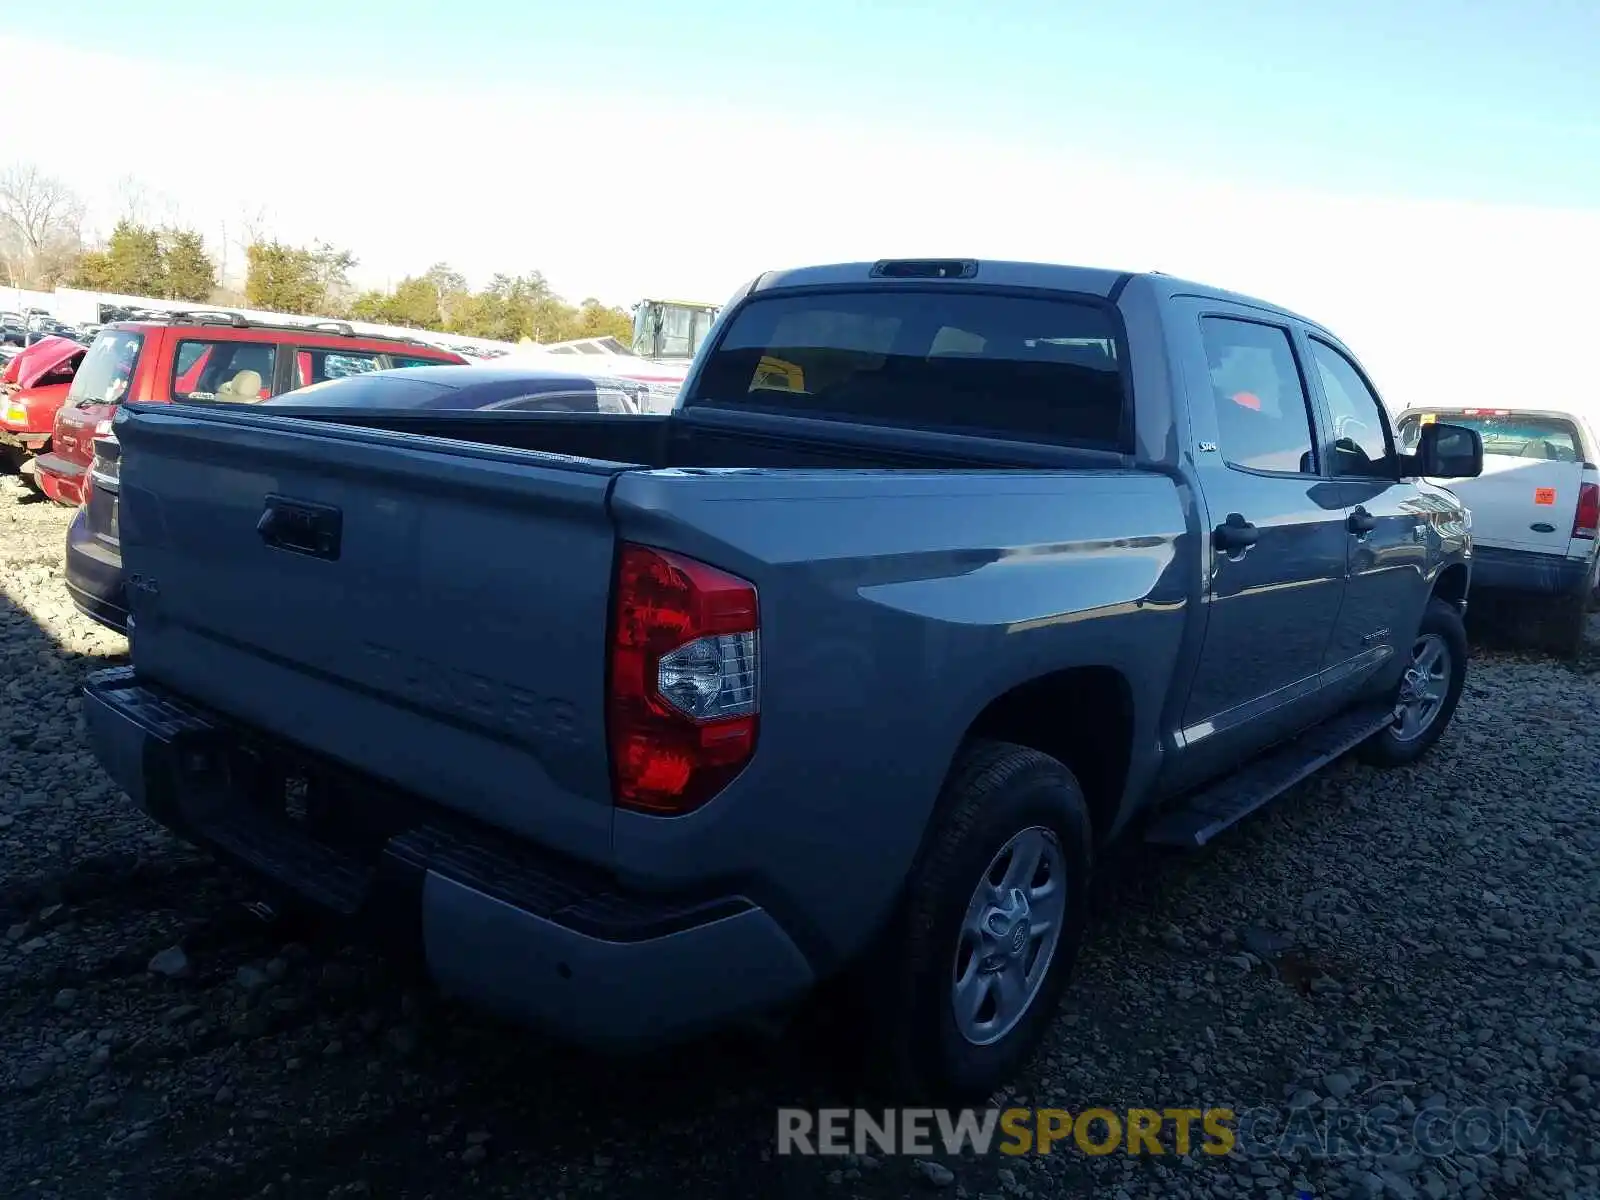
[36,312,467,506]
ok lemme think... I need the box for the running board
[1144,703,1394,848]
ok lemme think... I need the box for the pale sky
[3,1,1597,413]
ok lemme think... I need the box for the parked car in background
[1,313,25,346]
[36,311,468,507]
[0,334,87,475]
[1396,406,1600,656]
[85,258,1483,1102]
[66,363,647,631]
[21,311,73,346]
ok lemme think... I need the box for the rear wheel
[869,741,1091,1104]
[1357,597,1468,767]
[1531,592,1588,659]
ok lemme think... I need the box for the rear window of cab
[1398,412,1582,462]
[691,289,1127,448]
[66,330,146,407]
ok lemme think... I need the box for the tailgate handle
[1531,522,1556,533]
[257,495,342,561]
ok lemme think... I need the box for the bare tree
[115,173,150,225]
[226,204,272,287]
[0,163,86,288]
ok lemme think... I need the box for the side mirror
[1405,421,1483,479]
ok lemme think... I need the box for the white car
[1396,406,1600,656]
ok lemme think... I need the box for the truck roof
[746,259,1330,336]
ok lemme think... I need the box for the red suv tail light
[1574,483,1600,540]
[608,543,759,815]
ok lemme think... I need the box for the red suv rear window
[66,330,145,407]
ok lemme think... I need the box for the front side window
[1309,339,1397,478]
[1198,317,1316,474]
[172,340,277,403]
[692,289,1127,447]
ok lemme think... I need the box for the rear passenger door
[290,349,387,390]
[1303,334,1429,683]
[1167,306,1351,789]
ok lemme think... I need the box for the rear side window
[66,330,145,406]
[1398,412,1581,462]
[294,350,385,388]
[1199,317,1317,474]
[265,375,460,407]
[691,290,1127,447]
[172,340,278,403]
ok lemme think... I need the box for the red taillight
[607,543,759,815]
[1574,483,1600,540]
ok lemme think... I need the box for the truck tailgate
[115,404,630,863]
[1443,452,1584,554]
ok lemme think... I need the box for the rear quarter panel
[608,466,1189,965]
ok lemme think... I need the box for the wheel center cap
[1006,921,1029,956]
[983,888,1032,964]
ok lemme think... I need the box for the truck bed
[251,403,1128,472]
[110,398,1184,911]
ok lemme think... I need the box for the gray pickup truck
[83,259,1483,1102]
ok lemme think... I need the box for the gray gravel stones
[148,945,189,977]
[1,474,1596,1198]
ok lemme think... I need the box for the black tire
[868,740,1092,1105]
[1535,592,1590,659]
[1356,597,1468,767]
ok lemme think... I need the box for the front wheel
[1356,597,1469,767]
[870,741,1092,1104]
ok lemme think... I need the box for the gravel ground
[1,472,1597,1200]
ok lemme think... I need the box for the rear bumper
[64,507,128,633]
[81,668,814,1050]
[34,452,84,506]
[1471,544,1595,598]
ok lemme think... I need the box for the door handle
[257,494,343,560]
[1212,512,1260,552]
[1348,507,1377,536]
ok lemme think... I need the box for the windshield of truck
[65,330,145,407]
[690,307,714,356]
[655,306,696,359]
[691,289,1126,447]
[1397,412,1581,462]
